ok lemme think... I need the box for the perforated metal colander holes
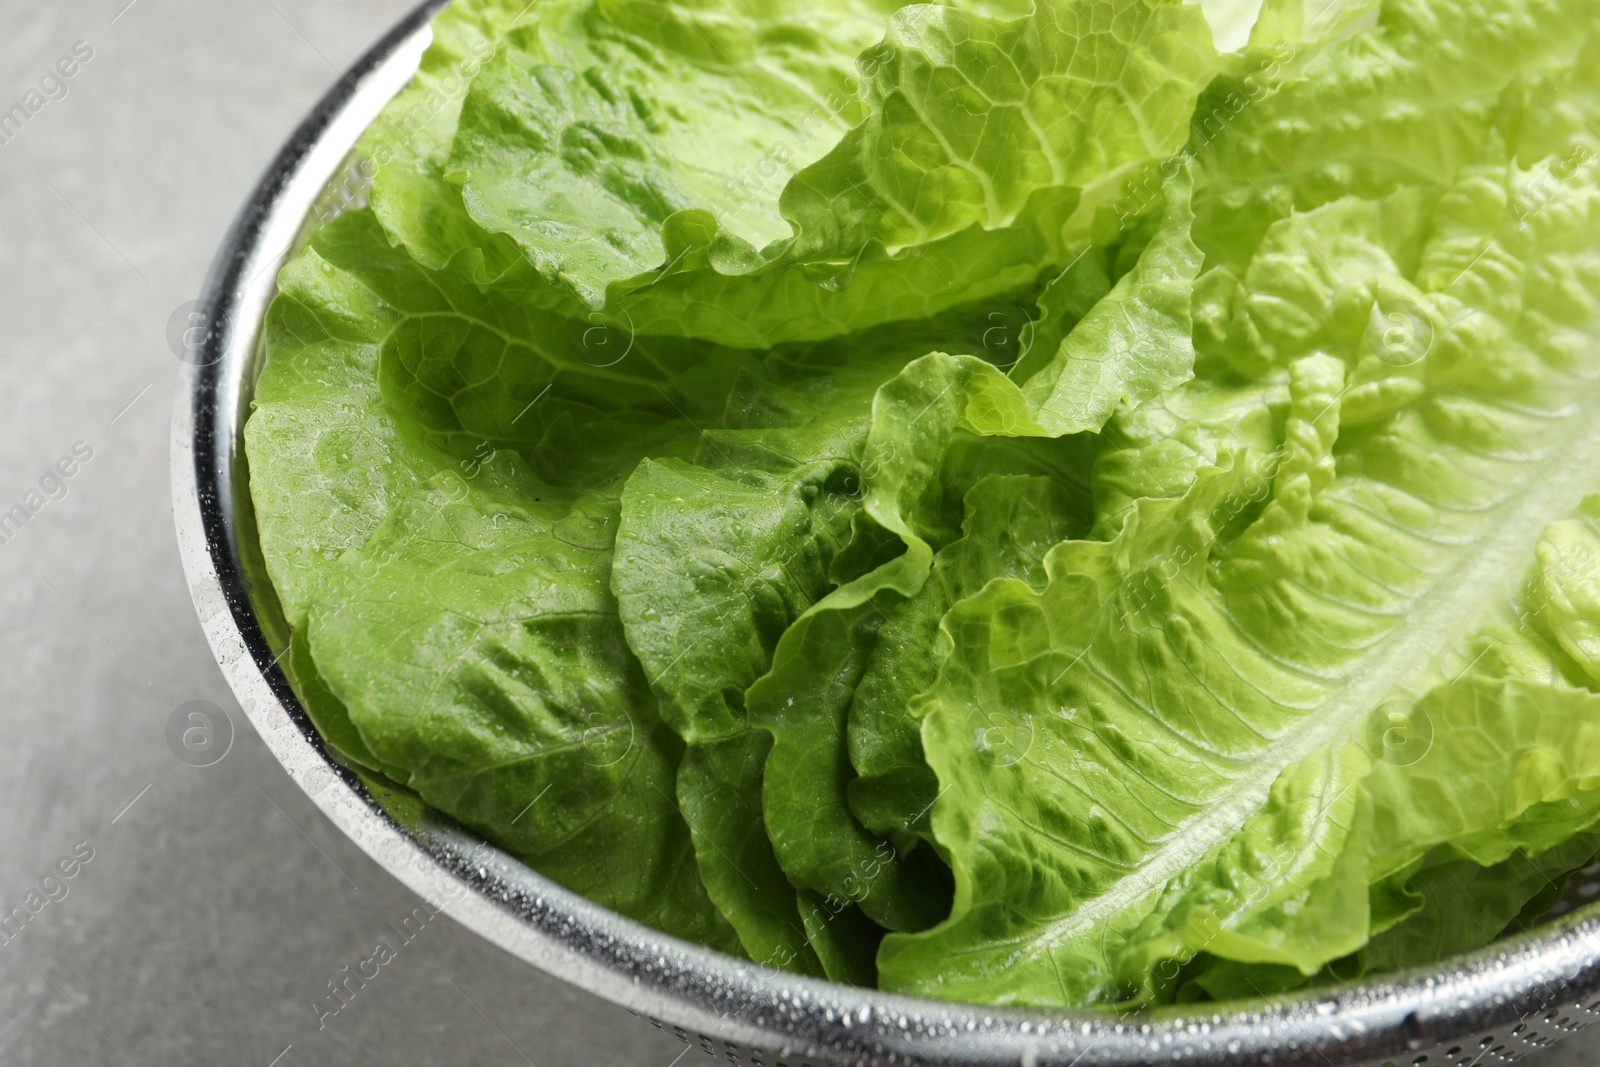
[631,1012,824,1067]
[1387,997,1599,1066]
[1369,858,1600,1064]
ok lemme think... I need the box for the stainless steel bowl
[171,4,1600,1063]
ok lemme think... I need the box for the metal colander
[169,4,1600,1063]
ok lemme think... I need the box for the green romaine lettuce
[242,0,1600,1005]
[384,0,1221,348]
[881,105,1600,1005]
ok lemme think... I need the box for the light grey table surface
[0,2,1593,1066]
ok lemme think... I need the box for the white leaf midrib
[1026,374,1600,969]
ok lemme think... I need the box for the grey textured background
[0,2,685,1065]
[0,1,1591,1065]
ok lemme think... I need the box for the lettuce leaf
[737,189,1197,925]
[243,0,1600,1007]
[309,471,739,950]
[881,107,1600,1005]
[612,353,893,963]
[435,0,1218,347]
[848,472,1093,841]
